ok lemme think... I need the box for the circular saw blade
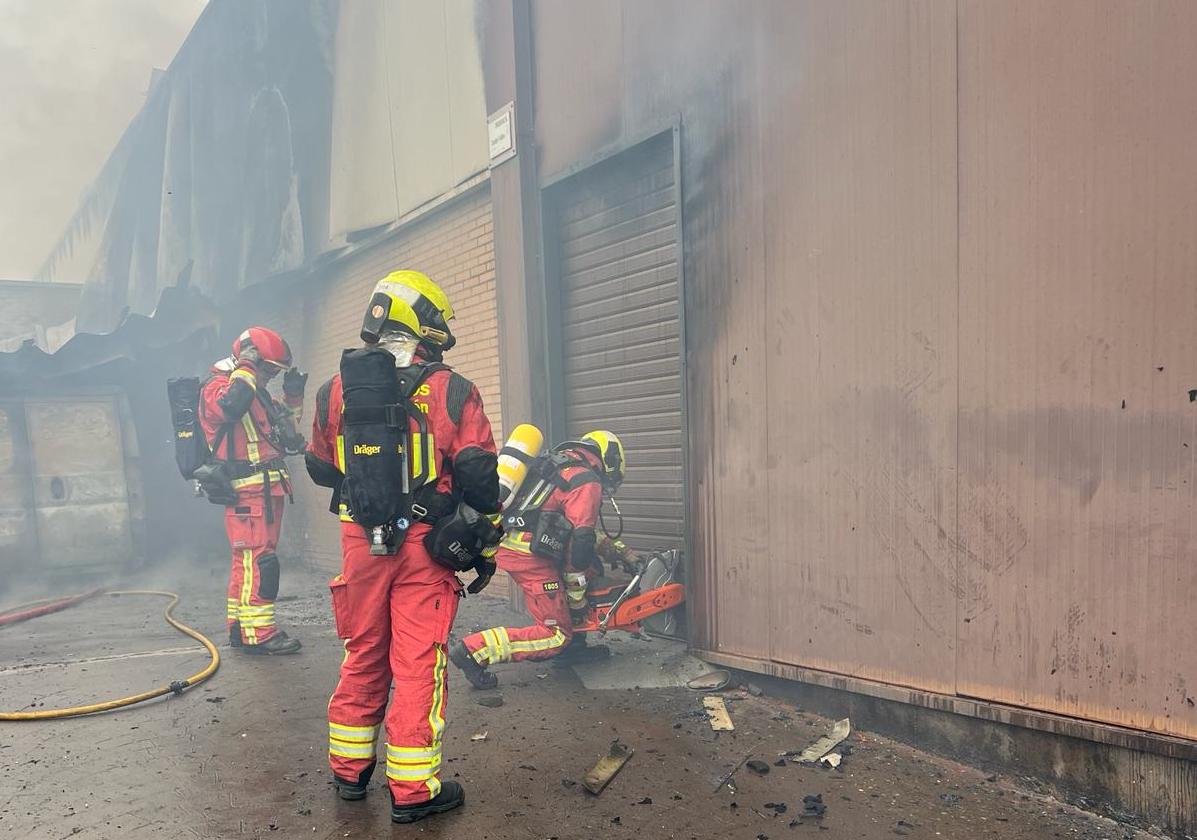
[638,553,680,637]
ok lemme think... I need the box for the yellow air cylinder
[497,423,545,508]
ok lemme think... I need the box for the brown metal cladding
[957,0,1197,739]
[527,0,1197,738]
[760,1,960,694]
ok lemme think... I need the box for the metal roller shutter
[547,132,684,552]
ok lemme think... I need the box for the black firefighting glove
[465,516,503,595]
[283,368,309,398]
[278,427,307,455]
[467,556,497,595]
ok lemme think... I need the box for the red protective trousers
[462,546,572,666]
[327,523,461,804]
[225,488,285,645]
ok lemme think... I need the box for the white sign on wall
[487,102,516,167]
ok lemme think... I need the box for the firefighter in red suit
[199,326,307,655]
[305,270,500,824]
[450,432,627,689]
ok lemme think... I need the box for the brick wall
[275,184,506,590]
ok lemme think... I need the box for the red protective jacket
[199,358,302,494]
[306,362,500,520]
[501,447,603,572]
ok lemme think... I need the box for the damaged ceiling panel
[37,0,338,334]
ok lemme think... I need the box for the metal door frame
[537,119,692,587]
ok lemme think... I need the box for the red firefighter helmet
[232,326,293,371]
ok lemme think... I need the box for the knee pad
[258,552,280,600]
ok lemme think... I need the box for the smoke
[0,0,206,278]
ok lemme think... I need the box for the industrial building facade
[478,1,1197,832]
[20,1,1197,833]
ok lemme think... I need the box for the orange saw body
[572,548,685,635]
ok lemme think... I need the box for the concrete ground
[0,563,1157,840]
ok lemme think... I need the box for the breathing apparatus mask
[376,330,420,369]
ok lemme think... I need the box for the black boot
[241,630,302,656]
[228,622,243,648]
[554,633,610,665]
[391,780,464,824]
[448,641,497,690]
[334,762,374,801]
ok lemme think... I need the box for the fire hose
[0,590,220,721]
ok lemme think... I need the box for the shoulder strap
[200,373,237,462]
[397,362,447,398]
[397,362,446,489]
[510,453,600,518]
[210,423,233,462]
[544,452,600,491]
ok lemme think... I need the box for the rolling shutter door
[549,132,684,551]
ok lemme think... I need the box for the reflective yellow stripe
[329,722,379,760]
[500,531,533,553]
[385,745,438,760]
[331,723,380,742]
[426,437,438,480]
[410,433,422,478]
[409,433,438,482]
[241,414,260,464]
[330,742,376,759]
[508,628,568,654]
[241,550,256,644]
[230,468,288,489]
[239,605,275,615]
[424,645,447,797]
[385,762,441,782]
[478,629,498,663]
[230,368,257,387]
[335,434,345,472]
[474,627,513,665]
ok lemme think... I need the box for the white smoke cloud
[0,0,207,279]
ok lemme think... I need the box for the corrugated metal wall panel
[547,133,685,550]
[528,0,1197,742]
[957,0,1197,740]
[761,0,959,694]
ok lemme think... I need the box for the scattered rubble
[686,670,730,691]
[476,694,504,708]
[801,794,827,818]
[746,760,770,775]
[702,696,734,731]
[785,717,850,763]
[582,740,633,795]
[470,730,488,741]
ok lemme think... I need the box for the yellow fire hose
[0,590,220,721]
